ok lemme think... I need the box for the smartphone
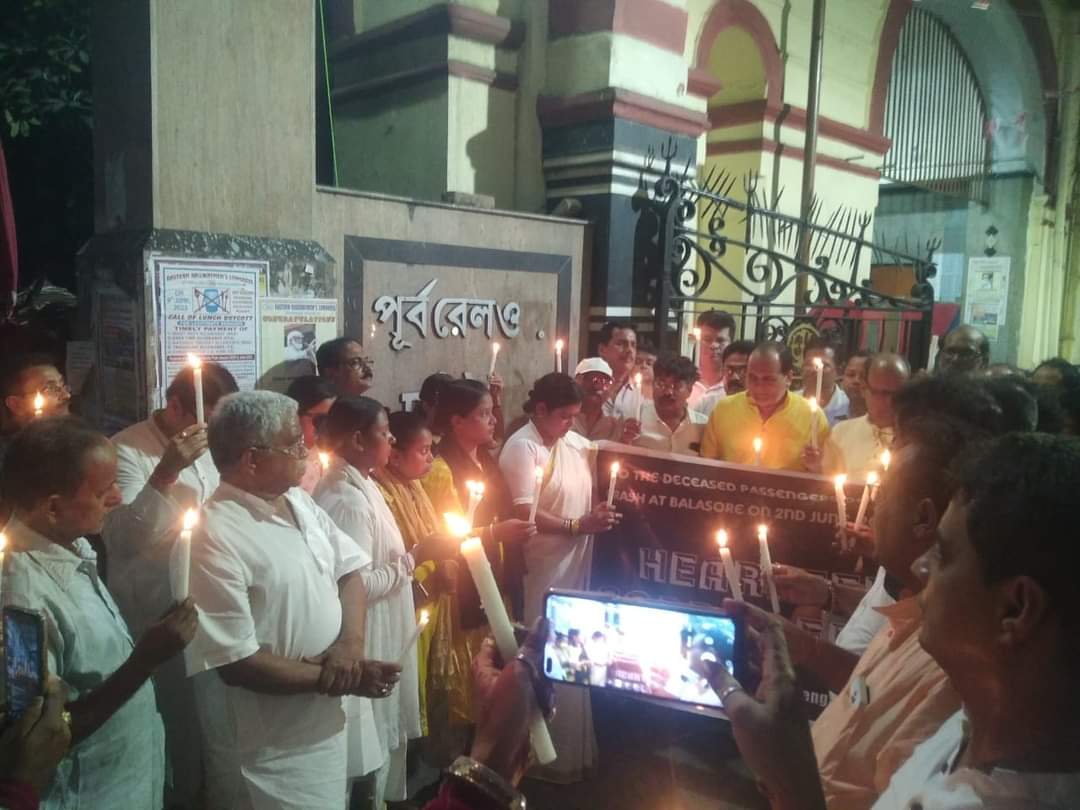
[542,589,743,714]
[3,607,47,724]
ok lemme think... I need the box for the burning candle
[489,342,501,376]
[692,327,702,365]
[175,509,197,601]
[606,461,620,508]
[808,397,819,450]
[188,354,205,424]
[812,357,824,404]
[465,480,485,527]
[752,436,763,467]
[32,392,45,418]
[634,372,644,422]
[527,466,544,524]
[854,471,879,530]
[460,536,557,763]
[397,609,431,666]
[555,339,564,374]
[716,530,743,601]
[880,449,891,472]
[757,524,781,613]
[318,452,331,472]
[833,473,848,531]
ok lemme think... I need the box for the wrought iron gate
[645,145,939,370]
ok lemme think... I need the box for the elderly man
[935,324,990,375]
[801,337,849,426]
[596,321,638,417]
[317,337,374,397]
[103,361,237,807]
[824,353,910,477]
[0,354,71,466]
[701,342,828,471]
[572,357,636,442]
[1,417,197,809]
[635,353,707,455]
[689,309,735,412]
[185,391,399,809]
[708,432,1080,810]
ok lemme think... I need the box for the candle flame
[692,327,702,340]
[492,342,500,353]
[419,609,430,626]
[813,357,824,370]
[475,481,485,494]
[533,465,545,483]
[318,451,331,470]
[880,450,891,471]
[182,509,199,532]
[444,512,472,538]
[187,353,202,370]
[33,392,45,412]
[610,461,620,475]
[757,524,768,542]
[752,437,763,453]
[834,473,847,488]
[634,372,643,388]
[808,396,818,412]
[716,529,728,549]
[0,532,6,553]
[555,339,564,351]
[866,471,879,485]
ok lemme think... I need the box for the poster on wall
[95,288,143,432]
[154,257,264,403]
[962,256,1010,341]
[257,297,339,392]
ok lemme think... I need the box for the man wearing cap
[572,358,641,443]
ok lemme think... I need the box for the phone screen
[542,591,739,710]
[4,608,45,722]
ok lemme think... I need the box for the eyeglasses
[652,379,688,394]
[21,381,70,398]
[253,438,308,459]
[342,357,374,370]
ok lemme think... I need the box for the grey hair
[208,390,298,469]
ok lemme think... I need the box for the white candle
[489,342,500,376]
[527,466,544,524]
[880,449,891,472]
[757,524,781,613]
[188,354,204,424]
[808,397,819,450]
[396,609,431,666]
[606,461,620,508]
[752,436,763,467]
[460,537,557,764]
[318,452,331,472]
[716,530,743,601]
[175,509,197,601]
[692,327,702,365]
[833,473,848,528]
[555,339,564,374]
[812,357,824,404]
[634,372,644,422]
[32,393,44,418]
[465,480,485,527]
[854,471,879,529]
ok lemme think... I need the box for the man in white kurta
[823,354,909,477]
[314,457,422,803]
[185,391,396,810]
[104,364,234,807]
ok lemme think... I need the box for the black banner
[590,442,875,713]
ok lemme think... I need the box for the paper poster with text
[258,297,339,392]
[155,258,264,403]
[962,255,1010,341]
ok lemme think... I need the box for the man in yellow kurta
[701,341,828,471]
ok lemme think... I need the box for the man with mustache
[634,353,707,456]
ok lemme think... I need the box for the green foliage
[0,0,92,139]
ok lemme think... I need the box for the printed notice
[155,258,265,401]
[963,255,1010,341]
[258,297,339,392]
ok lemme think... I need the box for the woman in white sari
[314,396,454,807]
[499,372,619,783]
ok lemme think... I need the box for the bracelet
[446,755,526,809]
[562,518,572,534]
[571,518,581,536]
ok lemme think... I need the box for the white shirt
[824,414,894,477]
[689,379,726,415]
[3,520,165,810]
[603,380,643,419]
[105,414,219,638]
[803,386,850,426]
[103,415,220,807]
[184,482,369,809]
[835,567,895,655]
[314,460,422,775]
[634,402,708,456]
[874,710,1080,809]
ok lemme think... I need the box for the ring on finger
[717,684,743,709]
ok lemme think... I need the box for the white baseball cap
[574,357,614,378]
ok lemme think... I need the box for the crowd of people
[0,312,1078,810]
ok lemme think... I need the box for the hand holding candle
[606,461,620,507]
[188,354,205,425]
[757,524,781,613]
[174,509,197,601]
[459,537,557,764]
[854,471,879,530]
[397,609,431,666]
[527,466,544,524]
[489,342,501,376]
[716,530,743,601]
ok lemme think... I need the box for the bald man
[824,353,911,476]
[935,324,989,375]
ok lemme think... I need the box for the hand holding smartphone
[3,607,47,727]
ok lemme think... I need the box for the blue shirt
[2,520,165,810]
